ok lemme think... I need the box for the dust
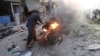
[52,0,89,31]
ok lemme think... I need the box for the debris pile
[0,24,27,40]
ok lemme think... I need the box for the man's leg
[26,28,37,48]
[32,28,37,41]
[26,30,33,46]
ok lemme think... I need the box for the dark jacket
[26,12,42,30]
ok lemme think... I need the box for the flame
[50,22,59,29]
[43,28,47,32]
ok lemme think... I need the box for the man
[26,10,43,48]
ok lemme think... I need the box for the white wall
[26,0,42,11]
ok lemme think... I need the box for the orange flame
[43,28,47,32]
[50,22,59,29]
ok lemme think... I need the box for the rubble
[23,38,27,41]
[12,50,32,56]
[12,24,27,33]
[87,43,100,50]
[21,51,32,56]
[17,27,25,32]
[0,27,15,39]
[7,45,15,51]
[7,45,20,52]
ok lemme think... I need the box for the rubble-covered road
[0,24,100,56]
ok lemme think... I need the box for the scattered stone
[7,48,12,52]
[17,27,24,32]
[87,43,100,51]
[12,45,16,48]
[8,39,10,40]
[81,25,86,28]
[80,46,84,50]
[81,55,85,56]
[12,41,14,44]
[23,38,27,41]
[73,47,77,50]
[73,52,75,55]
[62,30,70,35]
[83,38,87,42]
[7,44,16,52]
[12,52,20,56]
[21,51,32,56]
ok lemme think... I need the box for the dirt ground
[0,23,100,56]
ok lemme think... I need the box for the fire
[43,28,47,32]
[50,22,59,29]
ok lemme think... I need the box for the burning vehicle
[38,17,63,45]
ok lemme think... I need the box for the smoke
[52,0,89,31]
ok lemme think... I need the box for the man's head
[32,10,40,14]
[28,10,40,16]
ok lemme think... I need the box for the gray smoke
[52,0,89,32]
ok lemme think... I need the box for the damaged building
[0,0,40,25]
[0,0,41,39]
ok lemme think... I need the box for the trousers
[27,28,36,45]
